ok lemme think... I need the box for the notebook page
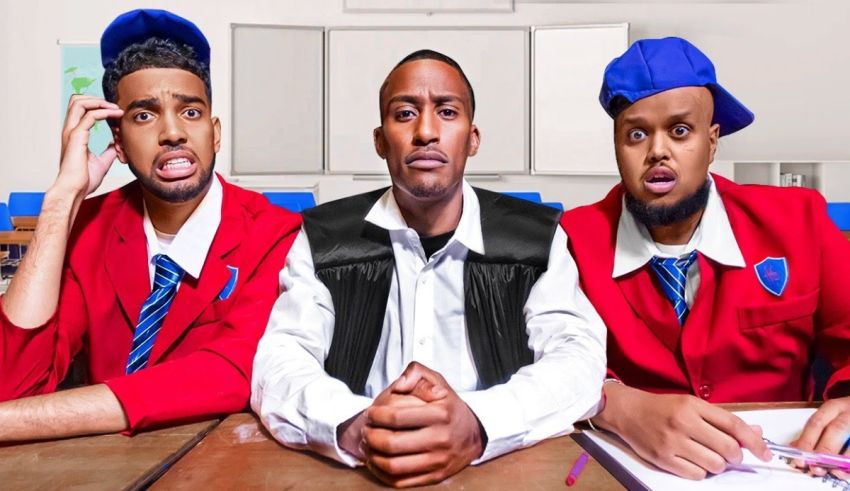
[580,408,850,491]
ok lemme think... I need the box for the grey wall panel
[232,25,324,175]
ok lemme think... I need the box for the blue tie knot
[153,254,184,289]
[650,252,697,273]
[649,251,698,325]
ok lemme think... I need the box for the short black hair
[379,49,476,120]
[608,95,632,119]
[102,37,211,106]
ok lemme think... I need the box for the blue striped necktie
[649,251,698,326]
[126,254,184,374]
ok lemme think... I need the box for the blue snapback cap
[599,37,753,137]
[100,9,210,68]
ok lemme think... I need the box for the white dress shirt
[612,176,746,307]
[141,175,223,286]
[251,180,607,466]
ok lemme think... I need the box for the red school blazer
[562,174,850,402]
[0,174,301,431]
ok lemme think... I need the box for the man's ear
[708,123,720,163]
[373,126,386,159]
[212,116,222,153]
[467,124,481,157]
[111,125,127,163]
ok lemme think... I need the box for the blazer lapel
[617,267,683,353]
[147,192,242,364]
[104,188,150,332]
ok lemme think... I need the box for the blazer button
[698,384,712,400]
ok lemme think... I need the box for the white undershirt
[154,229,176,251]
[141,176,223,288]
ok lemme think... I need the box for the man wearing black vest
[251,50,606,487]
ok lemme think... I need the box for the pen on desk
[764,440,850,472]
[566,451,589,487]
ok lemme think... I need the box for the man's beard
[408,181,449,199]
[128,154,216,203]
[625,179,710,228]
[400,173,457,201]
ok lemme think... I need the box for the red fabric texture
[0,175,301,432]
[562,174,850,402]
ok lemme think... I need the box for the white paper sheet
[581,408,850,490]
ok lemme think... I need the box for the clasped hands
[338,362,485,487]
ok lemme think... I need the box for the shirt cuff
[459,386,527,464]
[258,388,373,467]
[328,396,373,467]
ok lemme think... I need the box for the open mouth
[155,152,198,181]
[643,167,677,194]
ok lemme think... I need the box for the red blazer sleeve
[814,197,850,398]
[0,267,88,400]
[104,223,299,432]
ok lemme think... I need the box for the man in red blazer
[562,37,850,480]
[0,9,300,439]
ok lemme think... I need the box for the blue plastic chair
[0,203,12,231]
[8,192,44,217]
[0,202,18,277]
[501,191,543,203]
[542,201,564,211]
[263,192,317,212]
[827,203,850,230]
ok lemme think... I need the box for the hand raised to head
[57,94,123,198]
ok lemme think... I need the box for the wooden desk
[153,413,622,490]
[0,230,34,246]
[719,401,817,412]
[0,419,218,490]
[11,215,37,231]
[157,403,818,490]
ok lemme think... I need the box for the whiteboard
[343,0,514,13]
[327,27,528,175]
[532,24,628,175]
[231,25,324,175]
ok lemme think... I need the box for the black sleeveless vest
[302,187,560,395]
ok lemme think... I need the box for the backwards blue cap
[100,9,210,68]
[599,37,753,137]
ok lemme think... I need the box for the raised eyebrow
[126,97,159,112]
[433,95,463,106]
[620,114,646,126]
[664,111,696,124]
[620,111,695,127]
[174,93,208,107]
[387,95,421,107]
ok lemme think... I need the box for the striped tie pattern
[126,254,184,374]
[649,251,698,325]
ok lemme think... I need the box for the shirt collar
[364,179,485,255]
[612,175,745,278]
[142,175,223,279]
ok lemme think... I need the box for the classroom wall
[1,0,848,208]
